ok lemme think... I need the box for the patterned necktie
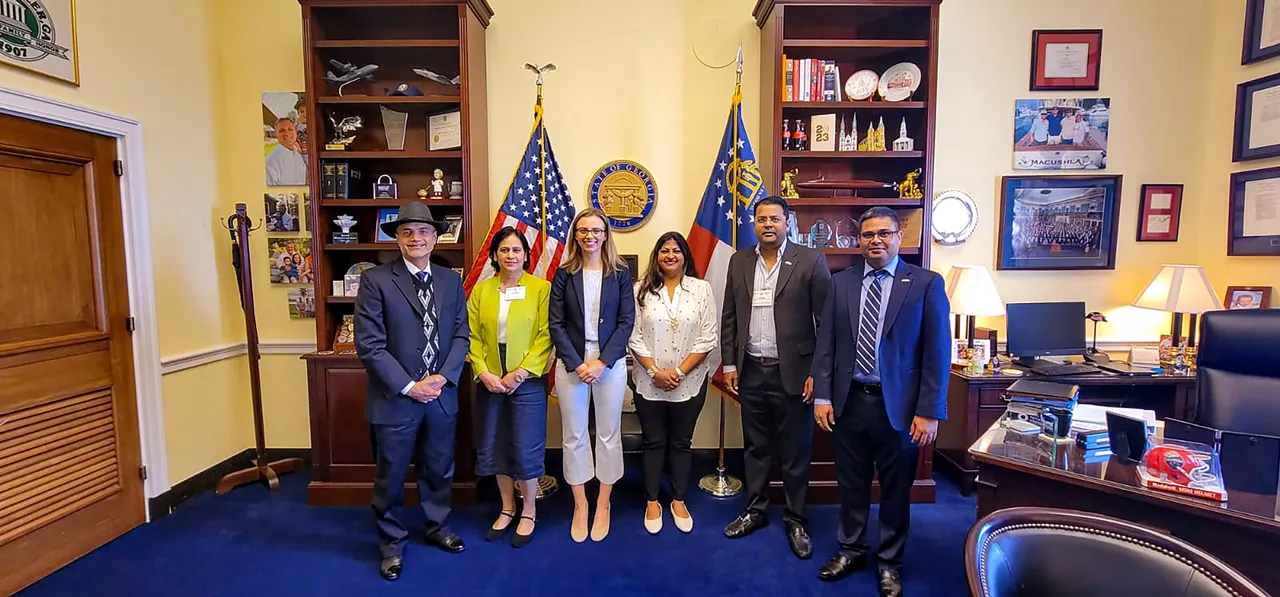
[856,269,889,376]
[415,270,439,371]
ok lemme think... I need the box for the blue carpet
[20,461,974,597]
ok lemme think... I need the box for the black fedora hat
[379,201,449,238]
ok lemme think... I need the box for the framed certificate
[1243,0,1280,65]
[1233,71,1280,161]
[1229,166,1280,256]
[1030,29,1103,91]
[1136,184,1183,242]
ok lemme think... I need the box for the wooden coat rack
[216,203,302,493]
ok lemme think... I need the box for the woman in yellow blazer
[468,226,553,548]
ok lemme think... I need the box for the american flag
[686,90,766,392]
[463,104,575,296]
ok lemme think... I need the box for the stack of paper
[1070,404,1157,433]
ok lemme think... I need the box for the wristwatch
[646,366,659,378]
[674,366,686,380]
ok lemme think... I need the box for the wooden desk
[970,424,1280,595]
[936,368,1196,495]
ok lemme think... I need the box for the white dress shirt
[629,277,719,402]
[265,143,307,186]
[582,269,603,344]
[724,240,787,375]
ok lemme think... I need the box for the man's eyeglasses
[859,230,900,241]
[575,228,606,237]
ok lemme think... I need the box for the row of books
[320,162,369,199]
[783,56,842,103]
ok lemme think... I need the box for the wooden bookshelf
[299,0,493,507]
[754,0,941,505]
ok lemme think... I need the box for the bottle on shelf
[781,119,791,152]
[793,119,807,151]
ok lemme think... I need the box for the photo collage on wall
[264,90,314,318]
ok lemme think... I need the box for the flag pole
[522,62,560,500]
[700,44,744,499]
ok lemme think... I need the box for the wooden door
[0,113,144,595]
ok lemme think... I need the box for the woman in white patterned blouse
[628,231,718,534]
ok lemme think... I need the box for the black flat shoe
[511,515,536,548]
[485,510,515,541]
[818,553,867,582]
[723,511,767,539]
[379,556,402,581]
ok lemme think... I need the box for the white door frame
[0,85,169,510]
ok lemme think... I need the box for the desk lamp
[1131,265,1222,350]
[944,265,1005,347]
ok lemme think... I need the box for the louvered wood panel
[0,391,119,547]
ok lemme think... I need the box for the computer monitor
[1006,301,1087,366]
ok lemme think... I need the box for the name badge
[503,286,527,301]
[752,288,772,307]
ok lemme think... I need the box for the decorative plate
[844,69,880,101]
[931,190,978,246]
[345,262,377,277]
[878,62,921,102]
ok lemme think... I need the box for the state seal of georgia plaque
[587,160,657,232]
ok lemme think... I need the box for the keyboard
[1030,362,1099,376]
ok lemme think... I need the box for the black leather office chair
[1196,309,1280,436]
[966,507,1269,597]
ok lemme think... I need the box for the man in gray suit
[721,196,831,559]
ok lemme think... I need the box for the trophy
[374,174,397,199]
[895,168,924,200]
[835,217,857,248]
[780,168,800,200]
[380,106,409,151]
[449,180,464,200]
[430,168,446,199]
[325,113,363,151]
[809,218,833,249]
[332,215,358,244]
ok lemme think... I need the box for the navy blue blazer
[810,261,950,431]
[355,259,469,424]
[548,266,635,371]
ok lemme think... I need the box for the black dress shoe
[878,568,903,597]
[723,511,767,539]
[426,530,466,553]
[379,556,402,581]
[511,515,536,548]
[818,553,867,582]
[485,511,515,542]
[785,522,812,559]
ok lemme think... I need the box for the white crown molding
[160,340,318,374]
[0,85,172,507]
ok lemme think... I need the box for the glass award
[810,218,833,249]
[835,217,856,248]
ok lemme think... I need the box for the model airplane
[413,68,461,87]
[324,60,378,85]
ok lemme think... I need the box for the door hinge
[138,465,148,481]
[125,316,136,333]
[113,160,123,176]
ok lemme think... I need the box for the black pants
[739,356,813,524]
[633,381,708,501]
[370,399,456,559]
[834,384,918,571]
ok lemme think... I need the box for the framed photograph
[1136,184,1183,242]
[267,237,314,284]
[439,215,463,244]
[1030,29,1103,91]
[1013,98,1110,170]
[1243,0,1280,64]
[1225,286,1271,309]
[1228,166,1280,255]
[1233,71,1280,162]
[288,288,316,319]
[0,0,79,85]
[262,92,309,186]
[375,208,399,243]
[621,254,639,281]
[997,175,1122,271]
[264,193,301,232]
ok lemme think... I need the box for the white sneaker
[671,502,693,533]
[644,505,663,535]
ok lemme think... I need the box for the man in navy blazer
[355,201,469,581]
[810,206,950,596]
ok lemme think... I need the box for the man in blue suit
[810,206,950,596]
[355,201,469,581]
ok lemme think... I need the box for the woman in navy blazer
[549,207,635,543]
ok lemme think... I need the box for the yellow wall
[0,0,253,483]
[1201,0,1280,288]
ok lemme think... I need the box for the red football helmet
[1144,445,1209,485]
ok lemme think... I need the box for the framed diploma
[1228,166,1280,256]
[1243,0,1280,65]
[1233,71,1280,161]
[1136,184,1183,242]
[1030,29,1103,91]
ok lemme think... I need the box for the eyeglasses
[859,230,901,240]
[575,228,606,237]
[754,215,785,224]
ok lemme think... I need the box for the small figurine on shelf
[873,117,887,151]
[839,114,858,151]
[793,119,807,151]
[1172,343,1192,376]
[780,168,800,200]
[892,118,914,151]
[781,119,791,152]
[430,168,446,199]
[895,167,923,200]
